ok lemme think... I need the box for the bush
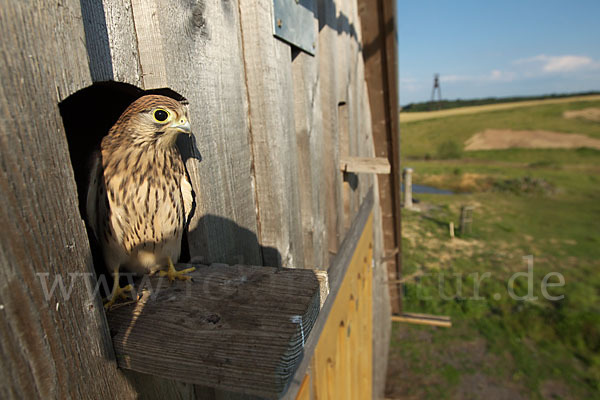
[436,140,462,159]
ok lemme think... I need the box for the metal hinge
[273,0,317,56]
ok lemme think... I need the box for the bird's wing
[86,151,103,240]
[181,174,194,227]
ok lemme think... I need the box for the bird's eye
[153,109,170,123]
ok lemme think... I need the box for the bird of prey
[86,95,195,308]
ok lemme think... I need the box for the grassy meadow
[386,99,600,399]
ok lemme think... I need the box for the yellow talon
[158,258,196,282]
[104,269,133,309]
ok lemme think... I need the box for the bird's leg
[158,257,196,283]
[104,268,133,309]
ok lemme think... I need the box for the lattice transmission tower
[430,73,442,109]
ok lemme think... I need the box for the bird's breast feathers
[100,148,189,272]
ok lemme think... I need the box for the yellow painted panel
[296,374,311,400]
[304,212,373,400]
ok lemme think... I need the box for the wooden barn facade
[0,0,399,398]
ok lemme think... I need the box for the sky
[397,1,600,106]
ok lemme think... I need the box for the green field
[386,99,600,399]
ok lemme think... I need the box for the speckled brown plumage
[86,95,194,296]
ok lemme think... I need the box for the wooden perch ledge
[339,156,391,174]
[106,264,326,399]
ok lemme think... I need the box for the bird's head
[113,95,192,148]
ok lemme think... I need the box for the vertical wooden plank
[0,1,139,398]
[325,0,374,244]
[295,374,311,400]
[292,47,328,270]
[130,0,168,89]
[238,0,305,268]
[357,79,376,200]
[80,0,142,85]
[347,0,367,219]
[344,278,356,400]
[335,0,353,228]
[338,102,352,231]
[336,313,350,400]
[147,0,262,266]
[318,0,345,260]
[360,237,374,400]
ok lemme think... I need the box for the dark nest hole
[59,81,195,296]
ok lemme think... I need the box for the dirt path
[399,95,600,122]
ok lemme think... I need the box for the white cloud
[514,54,600,73]
[438,55,599,86]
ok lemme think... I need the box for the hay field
[400,94,600,123]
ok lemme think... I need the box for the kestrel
[86,95,195,308]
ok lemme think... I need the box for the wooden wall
[0,0,393,398]
[0,1,141,398]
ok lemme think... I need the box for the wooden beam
[106,264,324,399]
[403,312,451,321]
[357,0,402,318]
[391,313,452,328]
[339,156,391,174]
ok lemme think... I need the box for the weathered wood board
[107,264,322,399]
[81,0,142,85]
[318,0,345,259]
[292,48,328,271]
[0,0,139,398]
[238,0,305,269]
[340,157,391,174]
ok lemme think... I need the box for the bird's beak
[170,119,192,135]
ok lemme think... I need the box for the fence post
[403,167,413,209]
[459,205,474,236]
